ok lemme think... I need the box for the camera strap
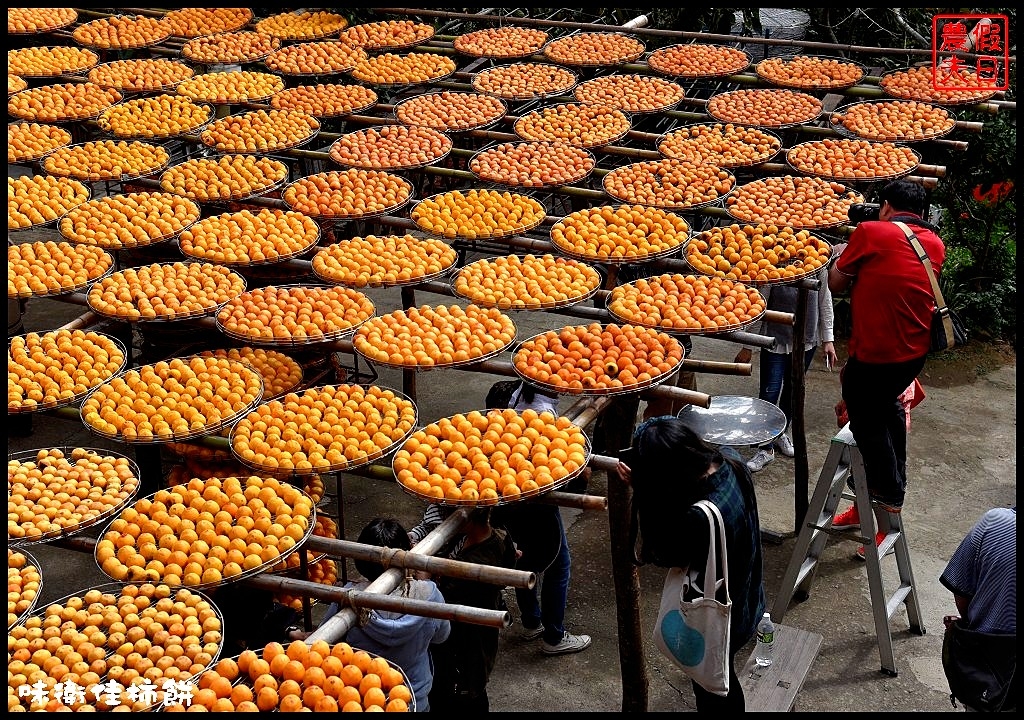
[894,222,953,326]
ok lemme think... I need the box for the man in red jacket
[827,179,945,558]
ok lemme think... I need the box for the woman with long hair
[617,416,766,712]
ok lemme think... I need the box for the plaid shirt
[630,419,767,651]
[698,447,767,649]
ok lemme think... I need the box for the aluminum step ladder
[771,425,925,676]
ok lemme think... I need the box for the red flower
[972,181,1014,205]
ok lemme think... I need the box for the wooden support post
[400,287,417,403]
[298,542,313,631]
[592,394,648,713]
[791,286,810,537]
[334,471,348,585]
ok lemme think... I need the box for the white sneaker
[747,448,775,472]
[774,433,795,458]
[541,632,591,655]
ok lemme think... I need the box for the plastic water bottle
[755,612,775,667]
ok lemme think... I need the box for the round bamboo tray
[311,234,458,289]
[7,46,99,78]
[7,546,42,629]
[454,25,550,60]
[7,446,141,545]
[607,273,768,336]
[94,484,315,591]
[393,90,508,133]
[86,262,246,324]
[393,407,591,508]
[7,330,128,415]
[87,58,195,94]
[705,88,823,129]
[828,98,958,143]
[472,62,578,101]
[199,110,321,156]
[215,284,376,348]
[451,253,602,311]
[79,355,264,445]
[281,170,413,221]
[7,240,111,298]
[879,65,998,106]
[513,102,632,150]
[656,123,783,168]
[542,31,645,67]
[8,8,78,35]
[511,324,684,396]
[602,160,735,212]
[468,140,596,189]
[328,124,452,172]
[8,582,224,711]
[352,305,516,371]
[410,188,547,241]
[754,54,867,90]
[58,192,201,250]
[40,139,171,184]
[724,176,864,230]
[647,43,750,79]
[72,14,173,50]
[228,383,418,478]
[785,139,922,183]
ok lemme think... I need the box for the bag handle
[692,500,730,603]
[894,221,956,347]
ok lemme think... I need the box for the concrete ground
[9,284,1016,713]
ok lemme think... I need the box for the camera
[848,202,881,224]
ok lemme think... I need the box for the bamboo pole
[57,310,101,332]
[679,358,753,376]
[537,490,608,511]
[49,534,510,629]
[309,507,470,642]
[640,384,711,409]
[568,395,613,431]
[242,575,510,629]
[561,394,597,422]
[765,310,796,325]
[587,452,623,473]
[302,537,536,590]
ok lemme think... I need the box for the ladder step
[877,532,900,557]
[792,556,819,589]
[886,584,914,619]
[831,464,851,485]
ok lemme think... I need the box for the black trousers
[690,649,744,712]
[840,355,926,510]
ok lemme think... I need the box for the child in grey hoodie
[322,517,450,712]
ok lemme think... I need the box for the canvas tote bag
[653,499,732,696]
